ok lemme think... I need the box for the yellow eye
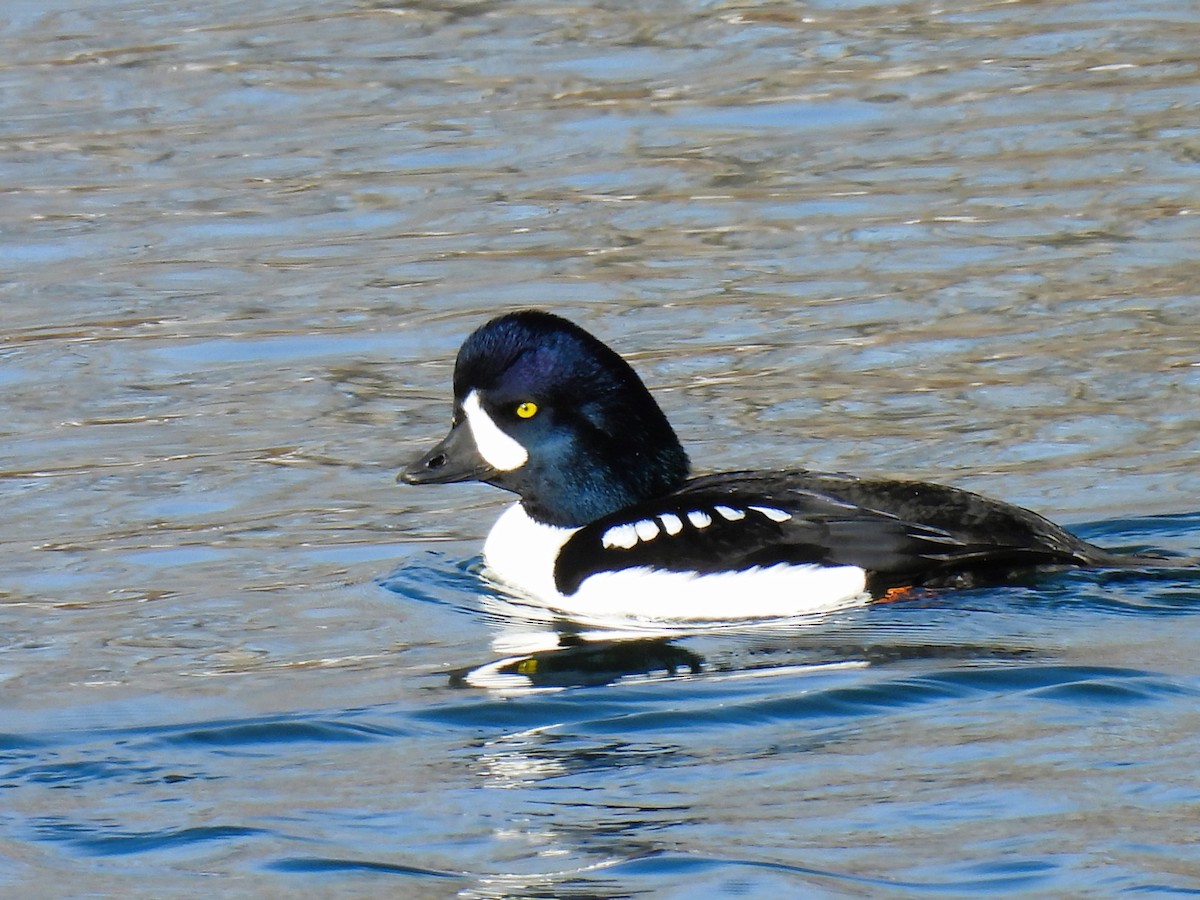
[515,401,538,419]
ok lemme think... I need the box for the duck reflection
[448,580,1053,695]
[451,635,703,693]
[448,588,872,694]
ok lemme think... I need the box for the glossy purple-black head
[401,310,690,526]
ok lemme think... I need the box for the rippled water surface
[3,0,1200,895]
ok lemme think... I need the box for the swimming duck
[401,310,1174,621]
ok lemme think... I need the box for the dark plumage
[403,310,1187,609]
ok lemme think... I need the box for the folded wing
[554,470,1108,596]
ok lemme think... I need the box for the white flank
[714,505,745,521]
[566,564,868,620]
[482,503,869,624]
[750,505,792,523]
[462,390,528,471]
[687,510,713,529]
[601,523,639,550]
[659,513,684,535]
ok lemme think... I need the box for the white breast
[481,503,869,625]
[482,503,578,602]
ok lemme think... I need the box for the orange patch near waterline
[877,585,916,604]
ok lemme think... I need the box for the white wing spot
[659,513,684,535]
[750,505,792,523]
[687,510,713,529]
[601,524,639,550]
[601,519,660,549]
[714,505,745,521]
[634,519,660,542]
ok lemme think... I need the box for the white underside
[481,503,869,625]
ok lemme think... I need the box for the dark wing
[554,469,1112,596]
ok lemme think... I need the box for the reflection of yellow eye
[515,401,538,419]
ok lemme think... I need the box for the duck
[400,310,1178,622]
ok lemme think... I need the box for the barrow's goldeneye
[401,310,1179,621]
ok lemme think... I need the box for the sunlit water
[2,0,1200,895]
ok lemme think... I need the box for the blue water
[3,515,1197,895]
[3,0,1200,894]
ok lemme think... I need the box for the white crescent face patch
[463,390,529,471]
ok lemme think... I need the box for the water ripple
[31,820,270,858]
[268,856,462,880]
[149,717,401,748]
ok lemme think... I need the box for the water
[2,0,1200,894]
